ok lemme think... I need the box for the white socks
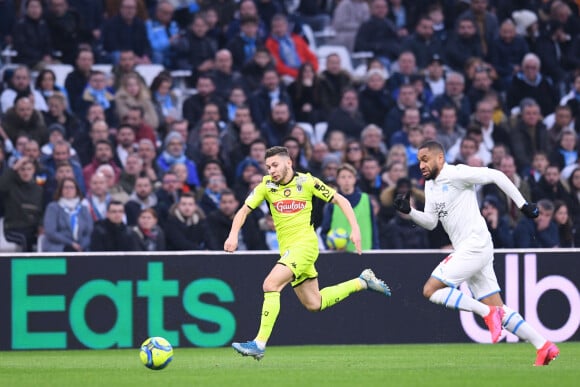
[501,305,546,349]
[429,288,490,317]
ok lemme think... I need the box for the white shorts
[430,244,500,300]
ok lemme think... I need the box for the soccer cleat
[359,269,391,296]
[232,341,265,361]
[483,305,505,343]
[534,341,560,366]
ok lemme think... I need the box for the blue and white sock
[429,287,490,317]
[502,305,546,349]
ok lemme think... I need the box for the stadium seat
[45,64,74,86]
[91,63,113,75]
[302,23,317,53]
[316,45,353,74]
[36,234,45,252]
[314,122,328,144]
[0,218,22,252]
[135,64,165,87]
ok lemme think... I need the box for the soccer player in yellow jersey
[225,146,391,360]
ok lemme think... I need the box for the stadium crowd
[0,0,579,252]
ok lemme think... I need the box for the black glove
[521,202,539,218]
[394,191,411,214]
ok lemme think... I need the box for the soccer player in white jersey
[394,141,559,366]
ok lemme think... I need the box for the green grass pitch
[1,343,579,387]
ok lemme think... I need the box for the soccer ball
[139,337,174,370]
[326,228,349,250]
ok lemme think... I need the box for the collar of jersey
[278,171,298,186]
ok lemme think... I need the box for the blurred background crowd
[0,0,579,253]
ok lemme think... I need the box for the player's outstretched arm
[332,193,362,254]
[224,205,252,252]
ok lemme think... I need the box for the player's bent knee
[302,300,321,312]
[423,284,435,299]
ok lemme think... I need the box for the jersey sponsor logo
[273,199,306,213]
[435,202,448,219]
[314,178,331,199]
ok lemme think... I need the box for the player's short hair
[265,146,289,159]
[419,140,445,155]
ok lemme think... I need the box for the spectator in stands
[358,156,382,198]
[208,49,243,101]
[225,0,267,43]
[113,124,137,169]
[326,129,347,160]
[435,105,465,152]
[329,0,369,52]
[35,68,70,109]
[466,66,495,109]
[289,124,313,166]
[282,136,308,173]
[513,199,559,248]
[101,0,152,64]
[80,71,117,126]
[43,139,85,192]
[388,51,419,94]
[157,131,200,189]
[471,99,512,155]
[182,74,225,129]
[552,199,576,247]
[358,69,393,129]
[360,124,386,166]
[424,54,445,97]
[507,53,558,117]
[549,129,578,171]
[43,94,80,142]
[390,106,421,147]
[482,154,531,228]
[150,71,180,135]
[198,171,227,216]
[110,153,141,204]
[445,16,483,72]
[2,95,48,145]
[318,53,353,116]
[241,47,276,93]
[431,72,471,128]
[402,15,443,70]
[227,15,263,72]
[459,0,498,59]
[84,172,110,222]
[265,13,318,79]
[383,83,425,145]
[65,48,95,116]
[287,62,324,125]
[492,19,529,90]
[547,105,575,150]
[83,140,122,187]
[131,208,166,251]
[125,175,157,225]
[42,177,92,252]
[326,88,366,141]
[40,123,76,160]
[46,0,85,65]
[249,67,292,126]
[195,132,231,179]
[186,118,221,157]
[174,13,217,84]
[164,192,208,250]
[90,200,138,251]
[342,139,365,171]
[223,109,256,163]
[525,150,549,193]
[321,163,378,251]
[354,0,401,66]
[115,73,160,131]
[260,102,294,147]
[480,194,513,248]
[12,0,54,69]
[120,106,155,147]
[68,0,104,45]
[510,99,549,174]
[379,176,424,227]
[112,50,148,91]
[200,5,227,48]
[146,0,179,67]
[531,164,573,207]
[308,142,329,178]
[380,160,406,189]
[206,188,267,250]
[1,66,48,114]
[379,192,430,249]
[0,157,43,252]
[534,20,570,87]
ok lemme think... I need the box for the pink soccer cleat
[534,341,560,366]
[483,305,505,343]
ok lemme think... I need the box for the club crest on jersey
[283,188,291,197]
[296,175,307,192]
[273,199,306,213]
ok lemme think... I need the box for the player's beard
[423,164,440,180]
[272,165,290,184]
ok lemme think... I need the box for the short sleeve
[245,179,267,209]
[309,175,336,203]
